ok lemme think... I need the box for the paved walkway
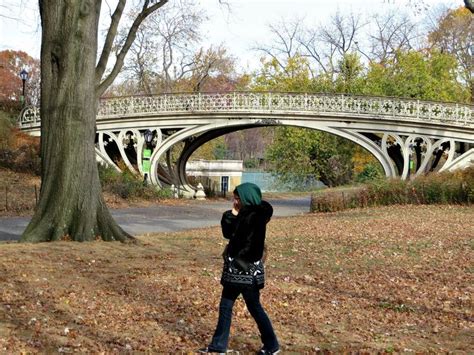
[0,197,311,241]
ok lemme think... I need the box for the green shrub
[311,167,474,212]
[355,162,384,183]
[243,159,259,169]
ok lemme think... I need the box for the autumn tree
[266,126,354,187]
[427,7,473,102]
[21,0,169,243]
[110,0,241,96]
[173,45,241,92]
[364,50,470,102]
[0,50,40,108]
[191,136,229,160]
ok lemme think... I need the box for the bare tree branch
[295,28,329,75]
[369,11,420,63]
[96,0,126,83]
[96,0,169,97]
[121,0,205,93]
[253,18,304,74]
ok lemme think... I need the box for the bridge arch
[148,119,398,192]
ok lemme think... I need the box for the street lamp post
[19,69,29,105]
[142,129,154,185]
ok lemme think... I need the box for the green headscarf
[234,182,262,206]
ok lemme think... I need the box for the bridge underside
[95,118,474,195]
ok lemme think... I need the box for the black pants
[208,286,279,352]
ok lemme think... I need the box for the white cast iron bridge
[20,92,474,194]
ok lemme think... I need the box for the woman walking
[199,182,280,354]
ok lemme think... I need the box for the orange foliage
[10,128,40,150]
[0,50,40,106]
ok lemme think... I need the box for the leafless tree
[126,29,156,94]
[253,18,304,75]
[318,11,366,75]
[123,0,206,93]
[367,11,421,63]
[296,26,329,77]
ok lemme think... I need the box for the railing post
[198,92,202,111]
[417,100,420,119]
[268,92,272,111]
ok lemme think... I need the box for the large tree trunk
[21,0,132,242]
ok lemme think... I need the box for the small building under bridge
[186,159,243,196]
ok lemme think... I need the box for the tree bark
[21,0,132,242]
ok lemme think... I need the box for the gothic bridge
[20,92,474,194]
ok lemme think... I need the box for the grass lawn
[0,205,473,352]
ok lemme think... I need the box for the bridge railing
[19,92,473,129]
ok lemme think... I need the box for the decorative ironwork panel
[19,92,473,129]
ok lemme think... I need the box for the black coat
[221,200,273,263]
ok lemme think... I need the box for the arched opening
[148,121,392,192]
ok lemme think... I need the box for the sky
[0,0,463,71]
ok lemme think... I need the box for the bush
[311,167,474,212]
[0,111,42,175]
[244,159,259,169]
[366,179,409,205]
[355,162,384,183]
[0,139,41,175]
[98,164,173,200]
[310,187,362,212]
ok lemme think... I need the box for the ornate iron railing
[19,92,473,128]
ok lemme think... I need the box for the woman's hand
[232,195,241,215]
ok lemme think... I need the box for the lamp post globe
[144,129,154,145]
[19,69,29,105]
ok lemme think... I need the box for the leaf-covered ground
[0,168,185,217]
[0,205,473,353]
